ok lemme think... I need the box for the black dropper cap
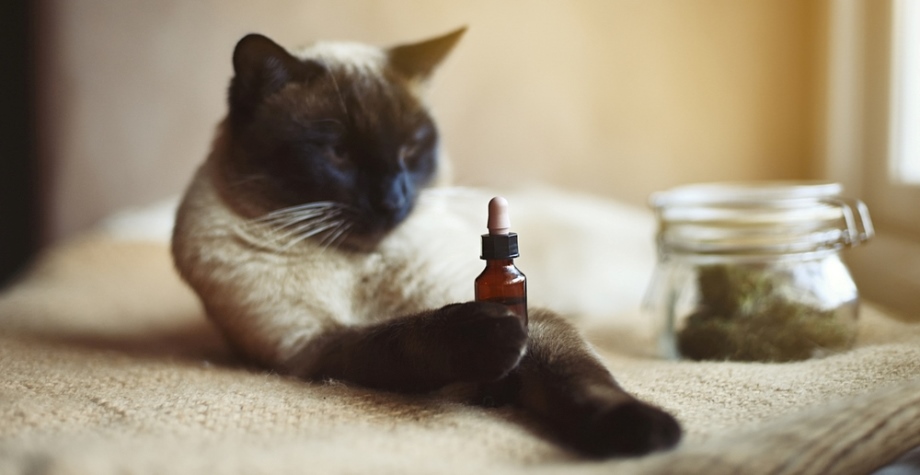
[481,233,520,259]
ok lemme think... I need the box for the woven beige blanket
[2,233,919,475]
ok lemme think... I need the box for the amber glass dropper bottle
[475,196,528,325]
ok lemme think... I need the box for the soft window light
[890,0,920,184]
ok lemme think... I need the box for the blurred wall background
[34,0,829,243]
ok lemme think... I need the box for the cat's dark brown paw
[572,400,682,458]
[437,301,528,383]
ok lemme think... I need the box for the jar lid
[651,181,873,256]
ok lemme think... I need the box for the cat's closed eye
[294,140,351,170]
[297,120,352,169]
[399,125,435,168]
[324,143,351,169]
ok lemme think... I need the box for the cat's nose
[379,175,410,218]
[382,194,406,211]
[381,187,407,211]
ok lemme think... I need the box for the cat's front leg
[483,309,682,458]
[284,301,528,393]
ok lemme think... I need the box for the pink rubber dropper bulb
[487,197,511,236]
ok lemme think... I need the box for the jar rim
[650,181,873,255]
[651,181,843,208]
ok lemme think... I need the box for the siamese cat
[172,27,681,457]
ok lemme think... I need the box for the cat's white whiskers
[256,201,341,221]
[267,211,345,242]
[254,202,356,226]
[319,221,354,252]
[257,209,337,229]
[281,219,345,250]
[273,201,341,213]
[239,201,360,252]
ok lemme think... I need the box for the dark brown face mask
[217,30,465,246]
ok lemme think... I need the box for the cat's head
[214,28,465,248]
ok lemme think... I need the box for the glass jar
[644,182,874,362]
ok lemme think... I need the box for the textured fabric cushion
[2,232,919,474]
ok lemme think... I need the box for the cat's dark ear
[388,27,466,82]
[229,34,304,120]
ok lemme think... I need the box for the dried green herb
[677,264,857,362]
